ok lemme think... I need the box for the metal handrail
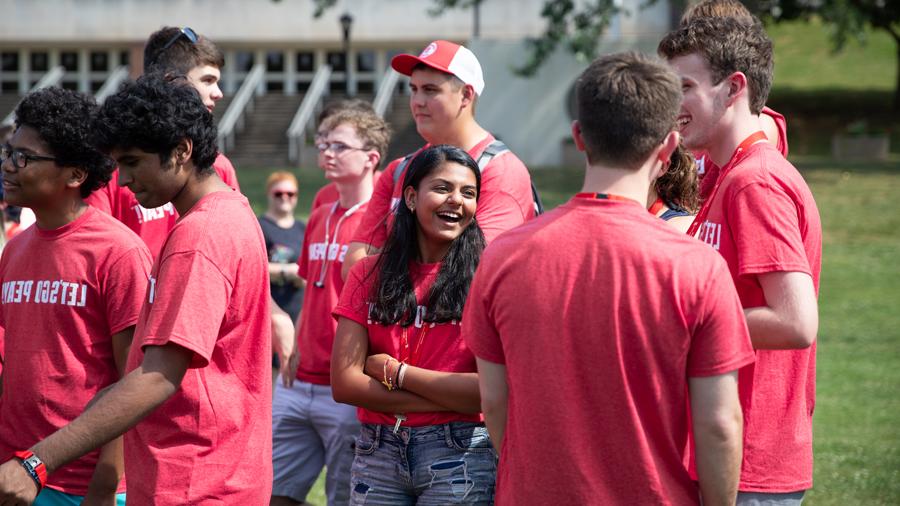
[1,66,66,127]
[217,62,266,153]
[95,66,129,104]
[287,64,332,164]
[373,69,402,118]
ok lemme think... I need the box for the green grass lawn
[239,156,900,505]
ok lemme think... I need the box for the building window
[60,52,78,72]
[90,81,105,93]
[266,51,284,72]
[1,52,19,72]
[326,52,346,72]
[30,52,49,72]
[62,81,78,91]
[235,52,255,73]
[296,52,314,72]
[266,81,284,92]
[357,51,375,73]
[119,51,130,66]
[90,51,108,72]
[1,82,17,93]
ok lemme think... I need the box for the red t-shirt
[310,183,339,212]
[123,191,272,505]
[295,200,369,385]
[0,207,151,496]
[86,153,241,260]
[334,257,482,427]
[693,142,821,492]
[698,107,788,202]
[351,136,534,248]
[463,196,755,506]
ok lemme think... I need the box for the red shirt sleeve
[332,258,373,326]
[727,181,811,278]
[140,251,233,368]
[687,261,755,377]
[475,153,534,244]
[461,251,505,364]
[104,246,153,334]
[351,158,403,248]
[213,154,241,192]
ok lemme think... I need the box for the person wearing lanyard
[660,17,821,505]
[332,145,495,505]
[271,107,390,506]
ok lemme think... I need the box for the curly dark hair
[13,87,115,198]
[92,75,218,174]
[368,145,486,326]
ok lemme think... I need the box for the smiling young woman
[330,145,496,505]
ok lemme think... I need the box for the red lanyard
[575,192,641,205]
[686,131,767,237]
[648,197,666,216]
[399,324,430,366]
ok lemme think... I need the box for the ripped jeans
[349,422,497,505]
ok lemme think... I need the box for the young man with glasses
[342,40,535,279]
[271,107,390,506]
[85,26,240,260]
[0,76,272,505]
[0,87,152,506]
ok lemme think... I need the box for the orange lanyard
[686,131,768,237]
[399,323,430,366]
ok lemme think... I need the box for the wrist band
[13,450,46,492]
[397,363,408,390]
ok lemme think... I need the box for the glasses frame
[1,145,57,170]
[315,141,367,155]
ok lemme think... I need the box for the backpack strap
[392,153,416,186]
[477,140,545,215]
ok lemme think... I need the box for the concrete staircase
[222,94,303,169]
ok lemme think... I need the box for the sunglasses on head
[272,191,297,199]
[159,27,199,54]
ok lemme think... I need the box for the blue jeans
[349,422,497,505]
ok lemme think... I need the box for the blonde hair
[266,171,298,192]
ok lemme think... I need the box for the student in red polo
[0,88,151,505]
[0,76,271,505]
[660,17,821,505]
[464,52,754,505]
[342,40,535,279]
[86,26,240,260]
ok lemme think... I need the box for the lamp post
[340,12,354,95]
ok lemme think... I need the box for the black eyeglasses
[316,141,366,155]
[1,145,57,169]
[159,27,199,54]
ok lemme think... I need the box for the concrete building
[0,0,674,167]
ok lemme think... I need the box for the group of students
[0,0,820,505]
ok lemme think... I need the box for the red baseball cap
[391,40,485,95]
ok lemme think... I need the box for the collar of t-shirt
[33,205,96,241]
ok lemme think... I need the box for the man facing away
[86,25,240,260]
[0,76,271,505]
[0,88,151,506]
[272,108,390,506]
[342,40,535,279]
[463,52,755,505]
[660,17,821,505]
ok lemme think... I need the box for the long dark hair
[368,145,486,326]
